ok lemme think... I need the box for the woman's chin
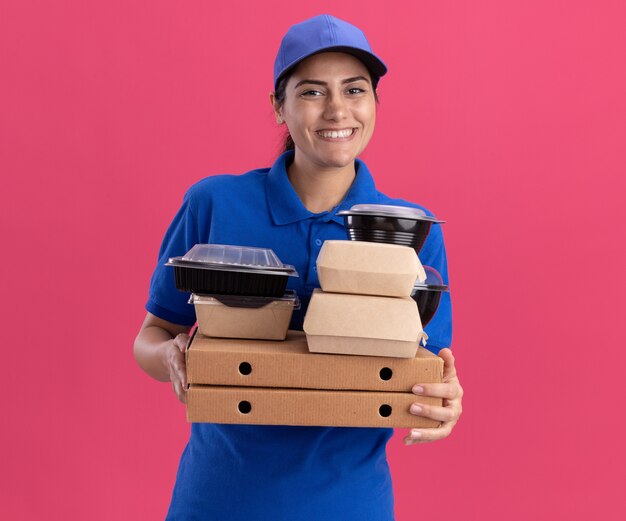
[294,142,365,171]
[316,150,361,169]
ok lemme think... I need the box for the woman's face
[275,52,377,170]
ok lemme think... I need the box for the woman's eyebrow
[294,79,326,89]
[293,76,371,89]
[342,76,370,85]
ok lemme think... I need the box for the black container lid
[166,244,298,277]
[411,266,450,293]
[337,204,445,223]
[190,290,301,309]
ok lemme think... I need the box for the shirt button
[313,266,317,272]
[315,239,322,246]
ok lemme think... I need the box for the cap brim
[275,46,388,90]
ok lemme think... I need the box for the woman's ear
[269,92,284,124]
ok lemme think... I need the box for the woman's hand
[134,312,192,403]
[404,348,463,445]
[162,333,190,404]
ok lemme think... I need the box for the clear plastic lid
[167,244,297,275]
[337,204,445,223]
[412,266,450,292]
[183,244,289,269]
[190,290,301,309]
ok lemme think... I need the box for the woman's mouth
[315,128,357,140]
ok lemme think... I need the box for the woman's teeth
[317,129,355,139]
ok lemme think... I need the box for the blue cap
[273,14,387,90]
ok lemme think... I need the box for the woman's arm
[134,312,192,403]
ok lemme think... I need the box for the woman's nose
[323,93,347,120]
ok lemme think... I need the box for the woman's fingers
[409,401,459,423]
[412,382,462,400]
[172,379,187,404]
[173,334,190,389]
[177,365,187,391]
[175,353,188,390]
[437,348,457,381]
[166,339,188,402]
[173,333,190,353]
[403,422,453,445]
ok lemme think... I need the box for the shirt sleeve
[418,222,453,354]
[145,190,200,326]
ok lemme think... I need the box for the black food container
[337,204,445,254]
[411,266,449,326]
[166,244,299,297]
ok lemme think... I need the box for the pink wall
[2,1,625,519]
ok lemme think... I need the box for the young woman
[134,14,463,521]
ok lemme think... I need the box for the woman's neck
[286,153,356,214]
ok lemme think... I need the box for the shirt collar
[266,150,380,226]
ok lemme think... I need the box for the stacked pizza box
[185,241,444,428]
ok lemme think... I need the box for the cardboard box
[303,289,427,358]
[187,385,441,428]
[186,331,443,391]
[191,293,297,340]
[317,240,425,297]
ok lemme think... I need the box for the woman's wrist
[134,325,176,382]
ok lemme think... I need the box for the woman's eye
[301,90,323,97]
[347,87,366,94]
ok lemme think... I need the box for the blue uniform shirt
[146,150,452,520]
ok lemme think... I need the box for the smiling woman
[272,53,380,153]
[133,13,461,521]
[273,53,376,170]
[271,52,379,212]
